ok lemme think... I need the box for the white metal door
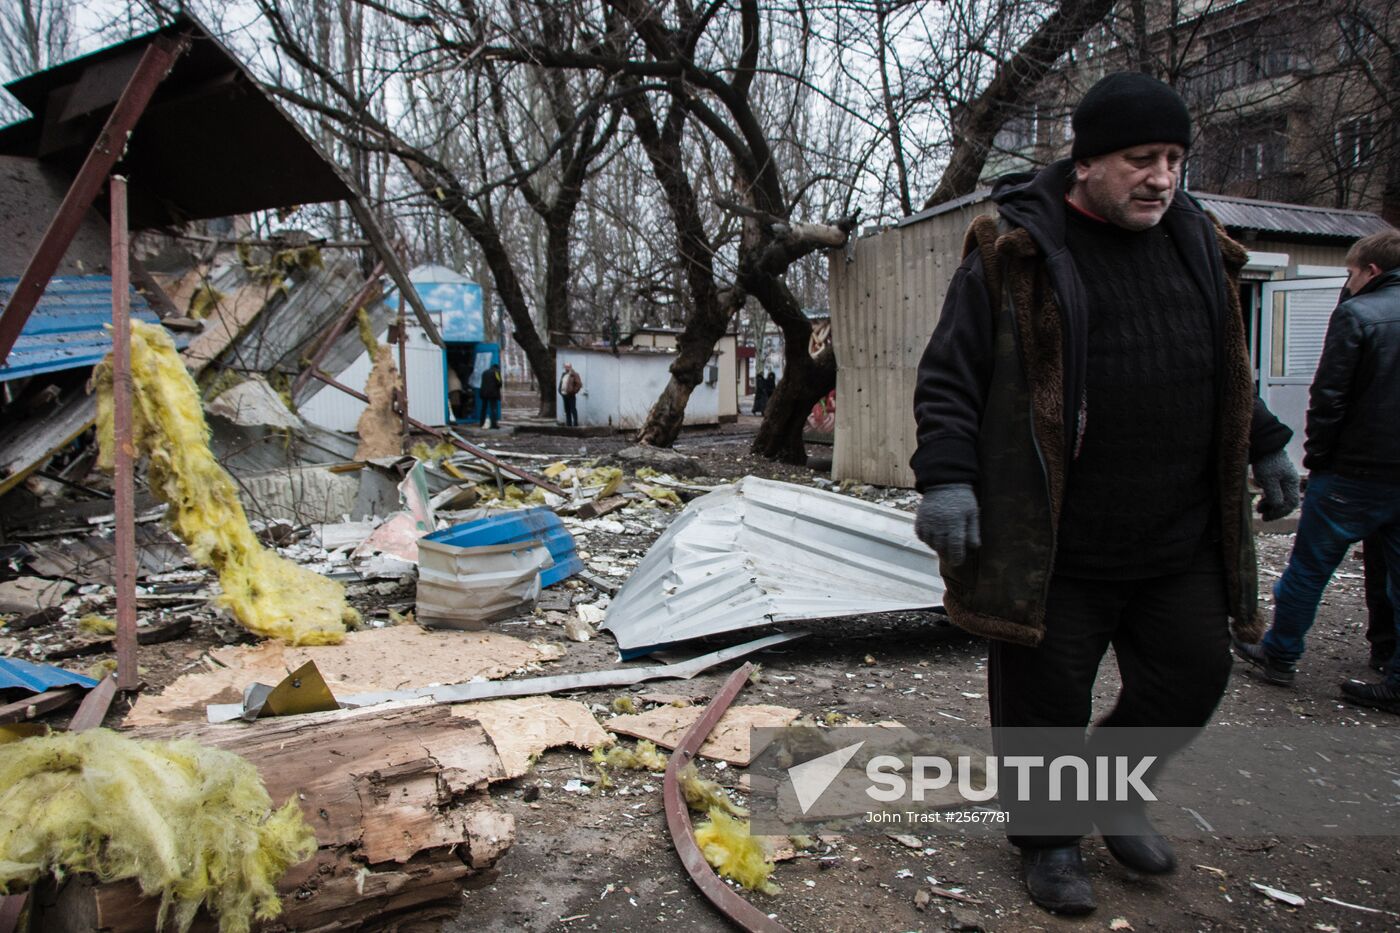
[1258,277,1346,466]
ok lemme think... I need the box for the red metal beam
[0,33,188,367]
[110,176,139,693]
[309,368,568,497]
[396,307,410,451]
[663,662,793,933]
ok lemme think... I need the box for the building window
[995,105,1039,153]
[1337,116,1375,167]
[1337,12,1377,63]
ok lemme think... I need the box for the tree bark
[747,266,837,464]
[31,705,514,932]
[624,76,745,447]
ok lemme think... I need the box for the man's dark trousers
[987,550,1233,847]
[1364,531,1396,662]
[563,394,579,427]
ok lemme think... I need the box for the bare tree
[0,0,72,121]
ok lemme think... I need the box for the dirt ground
[440,404,1399,933]
[11,394,1397,932]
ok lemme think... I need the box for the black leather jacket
[1304,267,1400,480]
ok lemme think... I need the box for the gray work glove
[914,483,981,566]
[1251,448,1300,521]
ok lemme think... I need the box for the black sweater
[1053,208,1218,578]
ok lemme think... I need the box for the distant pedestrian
[479,363,503,430]
[752,369,773,414]
[559,362,583,427]
[1235,229,1400,713]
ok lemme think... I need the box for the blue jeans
[480,399,500,427]
[1263,472,1400,681]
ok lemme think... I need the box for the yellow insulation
[592,739,668,772]
[693,808,779,894]
[93,322,357,644]
[77,614,116,635]
[678,763,746,817]
[0,729,316,933]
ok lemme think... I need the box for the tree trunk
[923,0,1118,208]
[625,81,739,447]
[747,264,837,464]
[30,705,514,932]
[636,288,744,446]
[751,342,835,465]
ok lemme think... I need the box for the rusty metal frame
[289,261,385,399]
[0,33,189,367]
[309,368,567,496]
[109,176,138,692]
[662,662,793,933]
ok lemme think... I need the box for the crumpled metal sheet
[602,476,943,657]
[416,538,553,628]
[0,657,98,694]
[414,508,584,628]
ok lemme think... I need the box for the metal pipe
[309,368,567,496]
[109,176,139,693]
[290,261,384,400]
[397,307,409,449]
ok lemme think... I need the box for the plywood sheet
[124,626,566,726]
[605,703,800,765]
[453,696,609,778]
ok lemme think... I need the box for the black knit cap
[1071,72,1192,160]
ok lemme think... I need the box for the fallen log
[28,704,515,931]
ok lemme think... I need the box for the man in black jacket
[1235,230,1400,711]
[911,73,1299,915]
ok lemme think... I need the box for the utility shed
[554,331,738,430]
[829,188,1392,487]
[829,192,994,488]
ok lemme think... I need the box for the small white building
[555,331,739,429]
[299,264,493,432]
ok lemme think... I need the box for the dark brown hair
[1346,229,1400,272]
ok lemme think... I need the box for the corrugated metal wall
[1247,238,1350,270]
[830,198,994,488]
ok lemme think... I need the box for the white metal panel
[1260,277,1346,466]
[602,477,942,655]
[1283,289,1337,377]
[299,323,446,432]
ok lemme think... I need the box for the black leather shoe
[1232,637,1296,686]
[1104,829,1176,874]
[1021,845,1095,915]
[1341,680,1400,714]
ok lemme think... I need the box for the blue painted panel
[0,657,99,694]
[425,507,582,588]
[389,280,485,342]
[0,276,173,382]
